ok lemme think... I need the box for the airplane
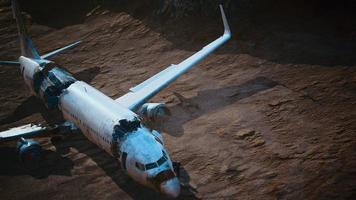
[0,0,231,198]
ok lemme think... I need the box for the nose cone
[160,177,181,198]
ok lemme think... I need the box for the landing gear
[173,161,180,178]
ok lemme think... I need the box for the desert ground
[0,0,355,199]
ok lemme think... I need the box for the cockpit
[118,124,180,197]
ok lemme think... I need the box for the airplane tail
[12,0,41,59]
[0,0,81,66]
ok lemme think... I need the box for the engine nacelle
[16,138,42,170]
[138,103,171,122]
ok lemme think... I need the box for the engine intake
[16,138,42,170]
[138,103,171,122]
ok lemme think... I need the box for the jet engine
[16,138,42,170]
[138,103,171,122]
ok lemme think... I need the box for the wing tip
[219,4,231,37]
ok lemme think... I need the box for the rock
[235,128,255,140]
[251,137,265,147]
[261,171,278,179]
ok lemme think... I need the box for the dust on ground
[0,1,355,199]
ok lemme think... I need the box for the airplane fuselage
[18,56,180,197]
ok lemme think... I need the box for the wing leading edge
[115,5,231,111]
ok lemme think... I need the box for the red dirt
[0,1,355,199]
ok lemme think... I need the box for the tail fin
[0,0,81,66]
[12,0,41,59]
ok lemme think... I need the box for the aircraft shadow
[0,146,73,179]
[72,66,101,83]
[0,67,101,126]
[54,133,199,200]
[163,76,278,137]
[179,166,199,196]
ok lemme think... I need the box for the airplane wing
[0,123,48,142]
[0,121,77,142]
[115,5,231,111]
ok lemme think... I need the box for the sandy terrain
[0,1,355,199]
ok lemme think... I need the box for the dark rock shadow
[16,0,356,66]
[103,0,356,67]
[164,76,278,137]
[179,166,198,197]
[0,146,73,179]
[18,0,96,29]
[55,133,199,199]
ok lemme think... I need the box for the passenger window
[121,152,128,170]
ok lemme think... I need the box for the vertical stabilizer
[11,0,40,59]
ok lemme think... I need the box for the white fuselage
[58,81,180,197]
[19,57,180,198]
[59,81,136,155]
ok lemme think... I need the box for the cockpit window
[136,151,168,171]
[145,162,158,170]
[156,154,167,166]
[154,136,163,145]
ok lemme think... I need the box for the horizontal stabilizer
[41,41,81,59]
[0,61,20,66]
